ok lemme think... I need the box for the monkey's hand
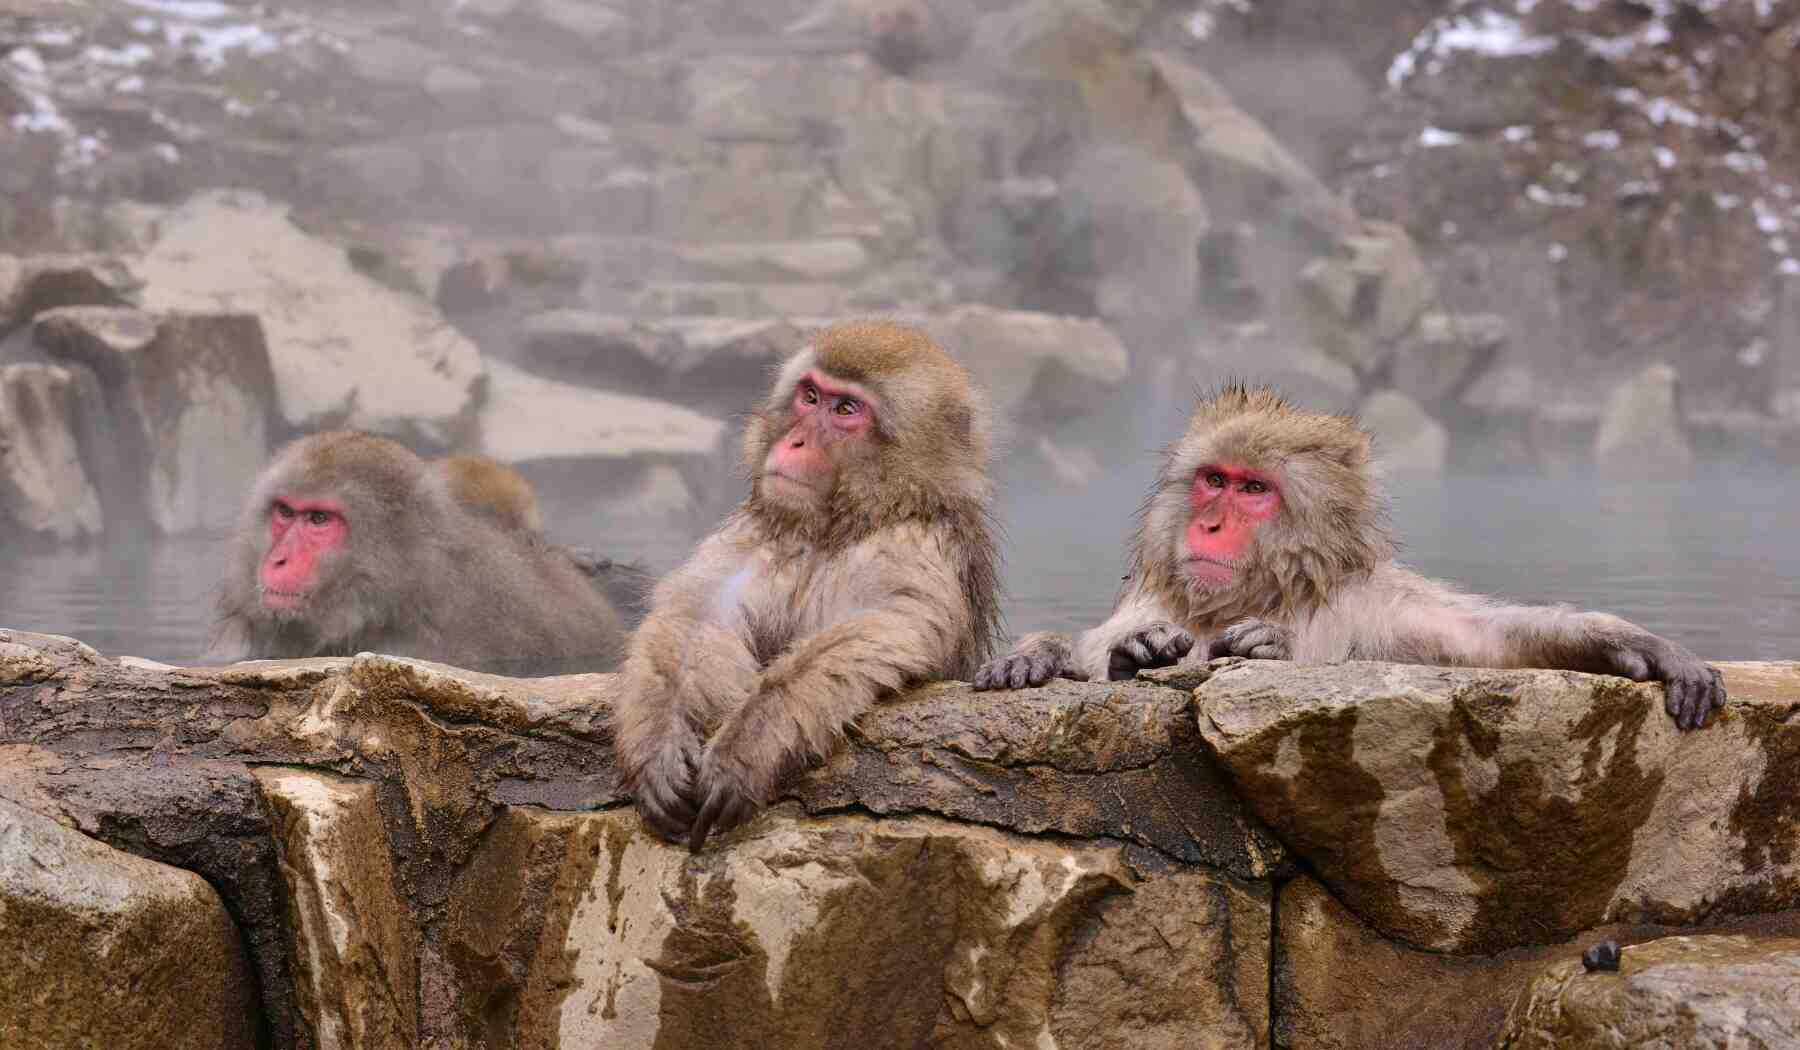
[1207,619,1293,661]
[973,632,1073,690]
[1603,634,1726,732]
[1106,622,1195,681]
[687,731,780,853]
[630,728,705,843]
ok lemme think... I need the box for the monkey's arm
[688,553,965,848]
[1292,564,1726,730]
[614,538,760,840]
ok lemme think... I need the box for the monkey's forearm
[1072,591,1187,681]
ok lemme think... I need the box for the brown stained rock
[446,806,1271,1050]
[255,769,419,1049]
[0,798,260,1050]
[1497,934,1800,1049]
[1198,660,1800,955]
[1274,876,1800,1050]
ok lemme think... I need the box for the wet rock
[910,304,1130,422]
[445,808,1270,1050]
[1274,875,1800,1050]
[1594,363,1695,477]
[35,307,278,534]
[131,191,484,446]
[1198,660,1800,955]
[0,253,137,336]
[477,357,725,467]
[518,311,674,390]
[255,769,418,1049]
[0,798,260,1050]
[1390,311,1508,407]
[1359,389,1448,477]
[1498,934,1800,1049]
[0,362,104,541]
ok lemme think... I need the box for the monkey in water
[975,386,1725,730]
[614,320,1001,850]
[207,432,625,676]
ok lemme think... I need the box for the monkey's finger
[1026,655,1058,687]
[1007,657,1035,690]
[1155,629,1195,659]
[1205,636,1236,660]
[1248,643,1284,660]
[1710,666,1728,711]
[973,662,995,690]
[689,790,725,852]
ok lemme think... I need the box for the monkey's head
[1141,386,1388,619]
[228,431,431,644]
[744,321,991,542]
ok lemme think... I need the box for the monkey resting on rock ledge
[613,320,1002,851]
[976,385,1726,731]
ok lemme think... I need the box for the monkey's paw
[1106,622,1195,681]
[688,742,775,853]
[1654,650,1728,732]
[1207,619,1292,661]
[974,646,1066,690]
[631,733,703,843]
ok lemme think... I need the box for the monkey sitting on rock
[976,385,1725,731]
[613,320,1002,851]
[207,433,625,676]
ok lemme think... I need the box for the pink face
[1183,464,1280,588]
[260,498,348,610]
[762,370,877,499]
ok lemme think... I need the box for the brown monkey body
[208,432,625,675]
[615,321,1000,849]
[439,454,541,532]
[978,386,1725,730]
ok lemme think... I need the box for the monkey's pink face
[761,370,877,505]
[261,499,348,611]
[1183,464,1280,588]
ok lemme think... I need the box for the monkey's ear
[1332,430,1373,472]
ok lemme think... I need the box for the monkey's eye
[306,510,334,526]
[833,398,861,416]
[1204,472,1226,489]
[1242,480,1267,495]
[273,502,296,520]
[799,384,820,406]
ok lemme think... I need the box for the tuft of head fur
[1134,385,1391,626]
[740,320,1002,666]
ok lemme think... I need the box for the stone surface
[1595,363,1695,476]
[1198,660,1800,955]
[35,306,279,534]
[0,253,137,335]
[477,357,725,465]
[0,798,260,1050]
[446,807,1271,1050]
[1358,389,1448,477]
[131,191,484,444]
[1390,311,1508,407]
[1275,875,1800,1050]
[0,362,104,541]
[256,769,418,1050]
[910,304,1130,423]
[1498,933,1800,1050]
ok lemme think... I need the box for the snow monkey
[207,432,625,675]
[614,320,1002,850]
[975,386,1726,731]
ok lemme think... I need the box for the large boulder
[1198,660,1800,955]
[0,362,104,541]
[130,191,485,446]
[1498,933,1800,1049]
[909,305,1130,424]
[1594,363,1695,476]
[0,253,137,336]
[0,798,260,1050]
[34,306,278,535]
[1359,389,1448,478]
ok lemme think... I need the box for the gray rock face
[1595,363,1695,476]
[0,798,260,1050]
[0,362,104,541]
[1358,389,1449,477]
[1499,933,1800,1049]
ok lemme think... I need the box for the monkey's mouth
[260,586,310,611]
[1181,556,1240,588]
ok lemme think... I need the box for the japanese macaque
[438,454,541,532]
[975,386,1726,731]
[615,320,1001,850]
[207,432,625,675]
